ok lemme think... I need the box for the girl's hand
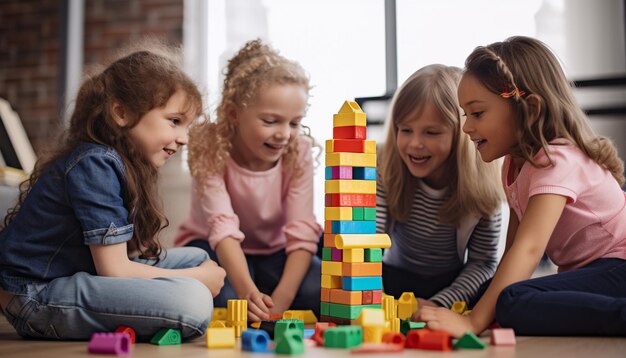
[410,298,438,321]
[269,287,295,315]
[197,260,226,297]
[417,306,474,338]
[243,290,274,322]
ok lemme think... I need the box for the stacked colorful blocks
[320,101,391,324]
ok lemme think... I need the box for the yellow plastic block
[333,101,366,127]
[211,307,227,321]
[226,299,247,337]
[329,289,362,305]
[451,301,468,314]
[382,294,396,321]
[355,308,386,327]
[397,292,418,320]
[283,310,318,324]
[325,180,376,194]
[325,207,353,221]
[342,248,364,262]
[321,274,342,289]
[335,234,392,249]
[206,327,235,348]
[342,262,382,276]
[250,322,261,329]
[209,320,227,328]
[388,317,401,333]
[325,152,376,167]
[321,261,343,276]
[362,326,384,343]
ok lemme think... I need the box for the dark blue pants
[186,239,321,317]
[382,263,461,302]
[491,258,626,336]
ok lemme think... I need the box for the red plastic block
[115,325,136,344]
[405,329,430,348]
[325,193,376,207]
[333,126,366,139]
[490,328,516,346]
[417,330,452,351]
[332,139,367,153]
[382,332,406,346]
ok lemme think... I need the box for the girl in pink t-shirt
[416,36,626,336]
[175,39,322,322]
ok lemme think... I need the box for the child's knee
[168,278,213,328]
[495,282,532,327]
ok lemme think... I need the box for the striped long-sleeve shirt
[376,179,501,308]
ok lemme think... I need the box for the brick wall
[0,0,184,155]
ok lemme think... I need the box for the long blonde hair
[465,36,624,185]
[188,39,316,190]
[380,64,503,226]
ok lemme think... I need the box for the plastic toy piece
[275,330,305,355]
[326,139,376,153]
[325,207,353,221]
[333,125,366,140]
[114,325,135,344]
[274,319,305,342]
[323,326,363,348]
[400,319,426,336]
[331,248,343,262]
[364,248,382,262]
[342,262,382,276]
[150,328,181,345]
[88,332,131,355]
[327,220,376,235]
[352,167,377,180]
[211,307,228,321]
[226,299,247,337]
[321,261,343,276]
[333,101,367,127]
[453,331,486,349]
[209,320,227,328]
[382,294,397,320]
[354,308,386,327]
[325,166,352,180]
[341,276,383,291]
[321,287,331,302]
[417,330,452,351]
[451,301,468,314]
[490,328,516,346]
[321,247,332,261]
[206,327,235,348]
[397,292,418,320]
[311,322,337,346]
[361,290,382,304]
[343,248,365,263]
[382,332,405,346]
[325,180,376,195]
[334,234,391,249]
[405,329,431,348]
[325,193,376,207]
[242,329,272,353]
[329,288,362,305]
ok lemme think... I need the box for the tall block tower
[320,101,391,325]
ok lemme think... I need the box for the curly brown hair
[3,39,203,259]
[188,39,317,191]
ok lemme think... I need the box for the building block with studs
[274,319,304,342]
[150,328,181,345]
[88,333,131,355]
[275,330,305,355]
[114,326,136,344]
[323,326,363,348]
[206,327,235,348]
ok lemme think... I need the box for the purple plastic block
[88,332,131,355]
[331,248,343,261]
[332,166,352,179]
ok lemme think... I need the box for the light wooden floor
[1,314,625,358]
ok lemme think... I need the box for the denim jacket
[0,142,134,294]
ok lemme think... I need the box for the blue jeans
[494,258,626,336]
[2,247,213,341]
[382,263,461,302]
[186,239,321,317]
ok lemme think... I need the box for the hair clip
[500,84,526,99]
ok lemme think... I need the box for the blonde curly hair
[188,39,316,190]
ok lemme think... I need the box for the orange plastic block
[405,329,430,348]
[329,289,362,305]
[362,290,383,305]
[382,332,405,346]
[323,234,336,248]
[325,193,376,207]
[312,322,336,346]
[417,330,452,351]
[342,262,382,276]
[333,126,366,140]
[490,328,516,346]
[321,288,331,302]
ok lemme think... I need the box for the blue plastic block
[342,276,382,291]
[352,167,376,180]
[242,329,272,353]
[330,220,376,234]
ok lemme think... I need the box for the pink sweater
[175,136,322,255]
[503,139,626,272]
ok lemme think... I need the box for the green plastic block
[322,247,332,261]
[363,208,376,221]
[321,302,330,316]
[453,331,486,349]
[328,303,381,320]
[275,330,305,355]
[364,248,383,262]
[352,207,364,221]
[400,319,426,336]
[274,319,304,342]
[150,328,181,345]
[323,326,362,348]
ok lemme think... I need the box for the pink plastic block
[331,248,343,261]
[88,332,131,355]
[332,166,352,179]
[490,328,516,346]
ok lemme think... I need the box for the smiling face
[230,83,308,171]
[127,89,196,168]
[458,73,519,163]
[395,102,454,189]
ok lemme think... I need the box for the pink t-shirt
[503,139,626,272]
[175,136,322,255]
